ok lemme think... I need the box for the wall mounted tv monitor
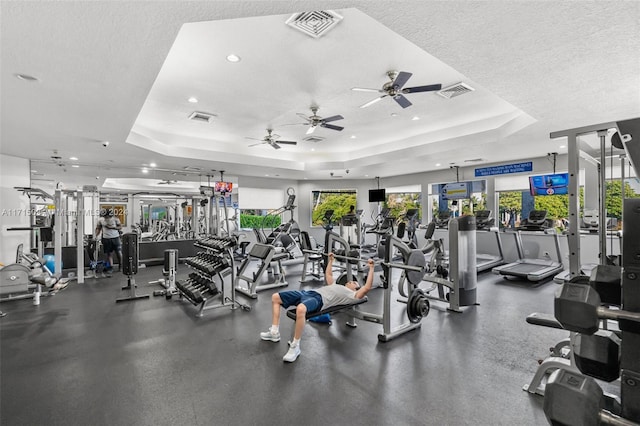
[441,182,470,200]
[368,189,386,202]
[214,181,233,193]
[529,173,569,196]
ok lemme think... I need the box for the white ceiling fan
[290,106,344,135]
[352,70,442,109]
[246,129,297,150]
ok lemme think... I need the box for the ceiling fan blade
[321,123,344,131]
[245,137,263,141]
[249,142,265,147]
[270,142,282,150]
[297,113,310,121]
[360,95,387,108]
[276,141,297,145]
[322,115,343,123]
[403,83,442,93]
[394,94,412,108]
[351,87,383,93]
[393,71,413,90]
[306,125,317,135]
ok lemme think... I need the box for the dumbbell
[178,279,210,302]
[544,368,634,426]
[555,282,640,335]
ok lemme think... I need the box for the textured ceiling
[1,1,639,190]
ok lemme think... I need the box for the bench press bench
[286,297,368,321]
[523,312,579,396]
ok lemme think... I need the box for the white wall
[0,154,31,265]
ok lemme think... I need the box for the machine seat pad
[526,312,563,330]
[286,297,368,320]
[272,252,290,261]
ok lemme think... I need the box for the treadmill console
[475,210,495,230]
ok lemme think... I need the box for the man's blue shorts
[278,290,323,314]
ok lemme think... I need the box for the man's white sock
[292,338,300,347]
[270,325,279,334]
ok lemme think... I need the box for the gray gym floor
[0,262,566,425]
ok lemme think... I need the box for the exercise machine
[492,228,564,282]
[149,249,178,296]
[541,118,640,425]
[399,215,479,313]
[296,233,432,342]
[116,233,150,303]
[1,244,69,305]
[234,243,290,298]
[474,210,505,273]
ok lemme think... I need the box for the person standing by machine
[95,209,123,274]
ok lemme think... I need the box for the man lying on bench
[260,252,375,362]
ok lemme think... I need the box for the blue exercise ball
[43,254,60,273]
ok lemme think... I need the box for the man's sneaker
[283,341,301,363]
[260,329,280,342]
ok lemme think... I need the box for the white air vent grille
[285,10,343,38]
[437,82,475,99]
[188,111,216,123]
[464,158,484,163]
[303,136,325,143]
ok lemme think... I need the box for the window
[311,189,356,227]
[385,192,422,221]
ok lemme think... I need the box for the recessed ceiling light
[31,170,37,173]
[69,156,78,161]
[390,113,398,117]
[226,54,241,62]
[188,97,198,103]
[311,148,315,152]
[142,168,149,174]
[365,174,369,177]
[436,163,441,167]
[559,145,566,149]
[350,135,356,139]
[150,162,157,167]
[15,73,39,82]
[265,174,269,177]
[72,165,80,168]
[411,116,420,121]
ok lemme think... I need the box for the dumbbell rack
[177,236,250,317]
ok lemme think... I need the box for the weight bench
[235,243,289,298]
[286,297,368,322]
[523,312,579,396]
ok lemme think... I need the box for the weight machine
[318,231,431,342]
[398,215,479,313]
[539,118,640,425]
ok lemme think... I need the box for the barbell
[326,250,426,286]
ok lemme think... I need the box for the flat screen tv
[529,173,569,196]
[368,189,386,203]
[214,181,233,193]
[441,182,470,200]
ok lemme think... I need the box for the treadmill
[492,210,564,282]
[474,210,505,273]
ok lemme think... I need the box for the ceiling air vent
[303,136,325,143]
[188,111,216,123]
[285,10,343,38]
[437,82,475,99]
[464,158,484,163]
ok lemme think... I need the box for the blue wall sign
[475,161,533,177]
